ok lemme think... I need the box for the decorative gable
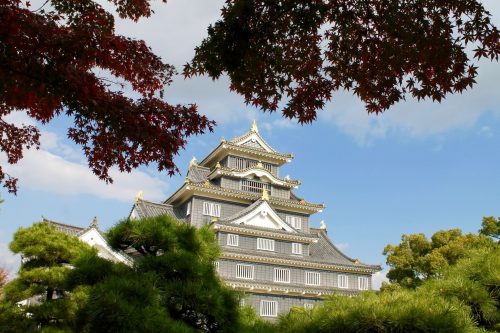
[227,200,296,232]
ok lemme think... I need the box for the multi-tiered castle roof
[130,121,380,317]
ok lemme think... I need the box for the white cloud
[334,242,349,251]
[478,126,493,138]
[372,270,389,290]
[0,242,21,279]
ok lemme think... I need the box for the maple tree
[1,0,499,193]
[186,0,500,122]
[0,0,213,193]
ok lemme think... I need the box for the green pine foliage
[67,215,240,332]
[383,228,495,288]
[276,291,480,333]
[1,221,93,331]
[422,246,500,331]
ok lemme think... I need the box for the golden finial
[320,220,327,230]
[262,187,270,201]
[189,156,197,168]
[184,177,191,184]
[251,119,259,133]
[221,137,226,143]
[216,162,222,169]
[211,216,219,223]
[299,199,306,204]
[204,180,210,187]
[354,259,360,265]
[135,191,143,203]
[90,216,99,229]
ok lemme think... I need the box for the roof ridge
[43,218,85,230]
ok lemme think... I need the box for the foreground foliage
[187,0,499,121]
[1,217,498,332]
[1,222,93,331]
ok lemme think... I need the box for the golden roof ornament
[354,259,360,265]
[251,119,259,133]
[135,190,143,203]
[261,187,270,201]
[189,156,197,168]
[184,177,190,184]
[204,180,210,187]
[320,220,327,230]
[256,162,263,169]
[221,137,226,143]
[216,162,222,169]
[90,216,99,229]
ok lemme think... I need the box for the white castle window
[202,202,221,217]
[338,274,349,289]
[304,303,314,310]
[274,268,290,283]
[358,276,369,290]
[260,300,278,317]
[236,264,254,280]
[186,201,191,215]
[286,216,302,229]
[257,238,275,251]
[292,243,302,255]
[305,271,321,286]
[213,261,219,273]
[227,234,239,247]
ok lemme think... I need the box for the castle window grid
[358,276,369,290]
[260,300,278,317]
[338,274,349,289]
[236,264,254,280]
[240,179,271,194]
[305,271,321,286]
[286,215,302,229]
[234,157,273,173]
[257,238,275,251]
[202,202,221,217]
[292,242,303,255]
[274,268,291,283]
[227,234,239,247]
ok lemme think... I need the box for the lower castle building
[51,121,381,318]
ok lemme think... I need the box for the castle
[127,120,381,317]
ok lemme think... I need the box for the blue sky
[1,0,499,288]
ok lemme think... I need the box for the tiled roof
[309,228,380,269]
[44,218,84,237]
[186,165,210,183]
[131,199,176,219]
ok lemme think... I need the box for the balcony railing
[241,179,271,194]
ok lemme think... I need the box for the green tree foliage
[480,216,500,240]
[422,246,500,331]
[383,228,494,288]
[75,215,240,332]
[0,222,92,332]
[276,291,479,333]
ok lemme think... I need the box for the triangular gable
[227,200,296,232]
[232,132,276,153]
[78,228,133,266]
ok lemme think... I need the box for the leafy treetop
[186,0,499,122]
[479,216,500,240]
[0,0,213,193]
[1,0,499,193]
[383,227,494,288]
